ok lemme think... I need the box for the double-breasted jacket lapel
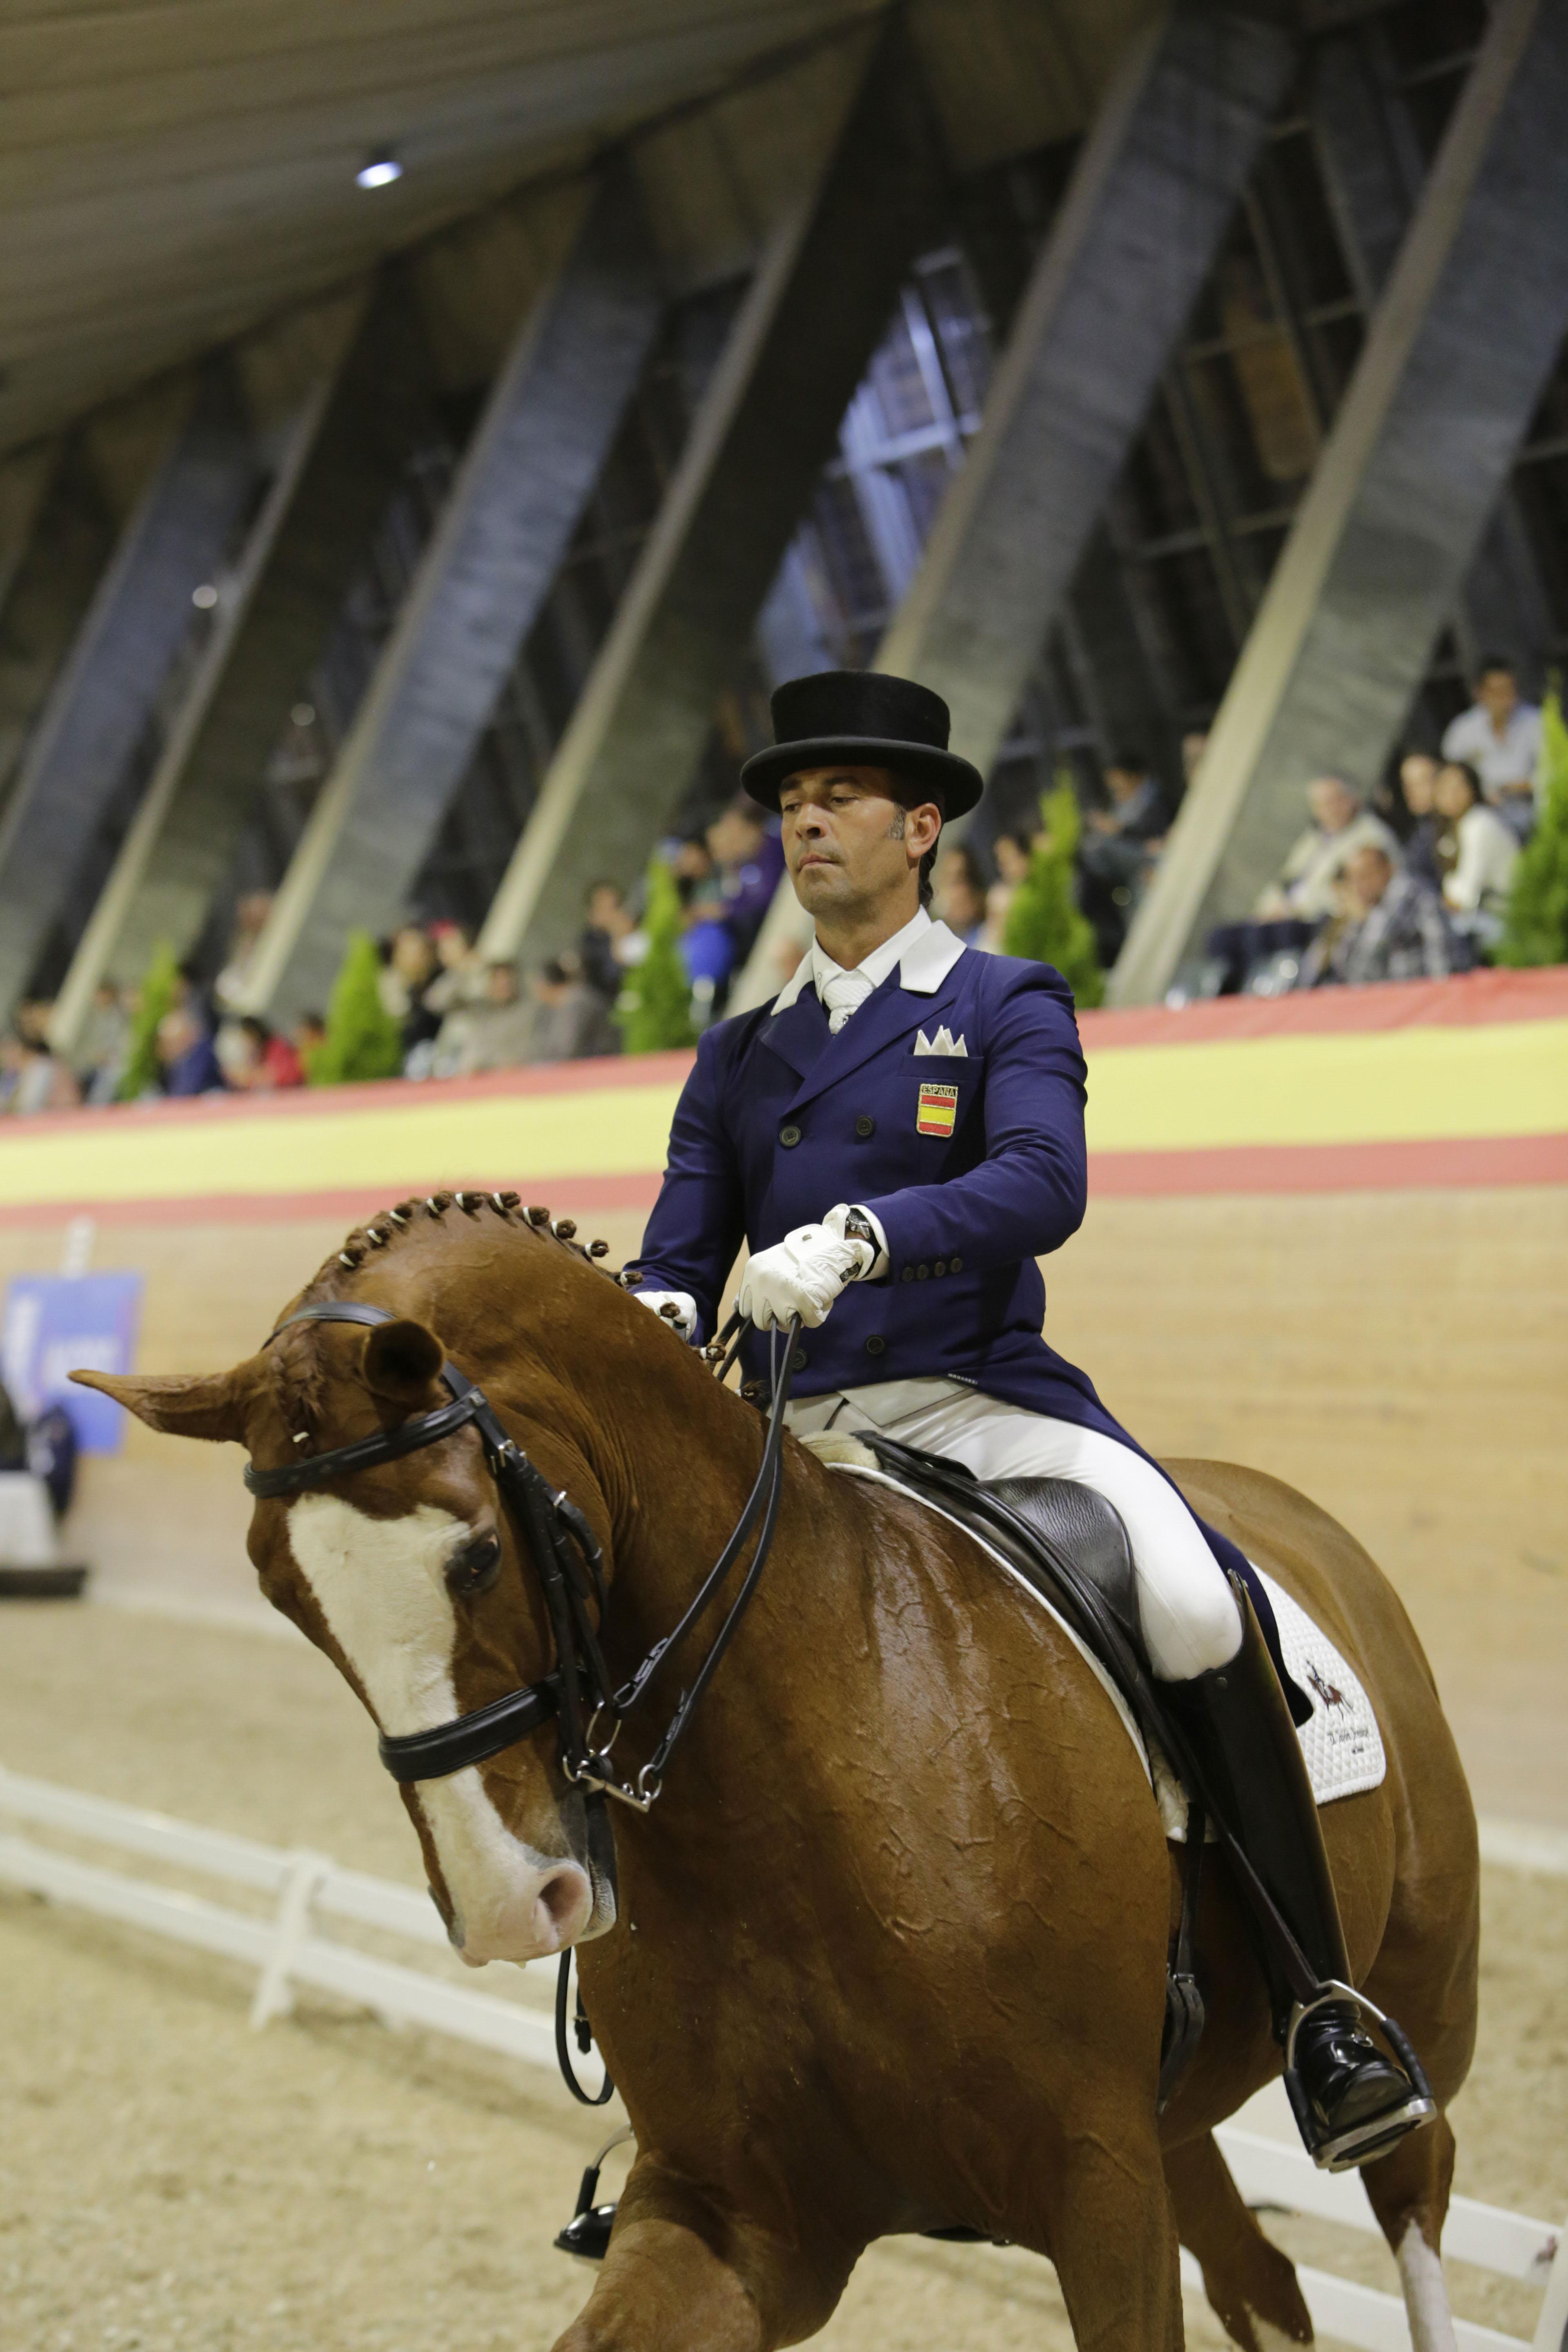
[779,955,969,1115]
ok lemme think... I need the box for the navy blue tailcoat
[635,923,1125,1431]
[635,919,1287,1670]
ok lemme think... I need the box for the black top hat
[739,670,984,817]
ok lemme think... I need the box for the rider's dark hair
[885,768,944,908]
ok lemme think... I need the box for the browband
[245,1303,484,1499]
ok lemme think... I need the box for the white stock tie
[818,966,875,1033]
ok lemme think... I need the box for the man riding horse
[629,667,1426,2172]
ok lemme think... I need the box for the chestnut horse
[80,1198,1479,2352]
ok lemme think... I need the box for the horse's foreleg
[1042,2120,1184,2352]
[552,2214,766,2352]
[1360,2114,1459,2352]
[1164,2132,1313,2351]
[550,2154,849,2352]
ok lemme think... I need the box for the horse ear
[360,1319,446,1405]
[70,1367,248,1443]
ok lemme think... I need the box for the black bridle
[244,1298,799,1817]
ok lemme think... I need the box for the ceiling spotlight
[192,583,218,609]
[356,152,403,191]
[290,702,316,728]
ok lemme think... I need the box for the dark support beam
[1062,525,1183,790]
[50,275,437,1045]
[246,169,663,1023]
[0,364,259,1019]
[878,0,1297,778]
[1311,24,1555,687]
[0,443,118,820]
[479,17,945,968]
[1114,0,1568,1002]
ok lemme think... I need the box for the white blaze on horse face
[285,1492,592,1963]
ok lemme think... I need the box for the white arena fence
[1,1761,1563,2352]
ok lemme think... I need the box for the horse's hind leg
[1165,2132,1313,2351]
[1360,2114,1459,2352]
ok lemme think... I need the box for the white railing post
[249,1849,331,2030]
[1532,2226,1568,2352]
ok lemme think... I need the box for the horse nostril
[536,1866,588,1935]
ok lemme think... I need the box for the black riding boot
[1166,1584,1434,2171]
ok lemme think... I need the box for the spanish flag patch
[916,1081,959,1137]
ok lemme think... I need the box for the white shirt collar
[771,906,967,1012]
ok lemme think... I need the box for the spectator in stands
[433,961,538,1076]
[935,845,989,945]
[528,953,619,1064]
[680,877,737,1018]
[380,925,442,1060]
[214,891,274,1012]
[156,1005,226,1096]
[423,923,485,1018]
[1433,759,1519,951]
[1256,777,1399,923]
[292,1012,326,1080]
[1078,751,1169,961]
[706,800,786,965]
[983,829,1035,950]
[1441,655,1541,841]
[229,1015,304,1090]
[74,981,129,1104]
[579,881,633,1004]
[1306,845,1466,987]
[1,1028,80,1114]
[1396,752,1446,887]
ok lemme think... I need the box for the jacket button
[864,1335,886,1356]
[934,1260,947,1276]
[949,1255,963,1273]
[790,1345,808,1371]
[854,1114,874,1138]
[917,1264,929,1280]
[779,1124,801,1147]
[901,1266,915,1282]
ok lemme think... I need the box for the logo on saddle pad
[916,1081,959,1137]
[1305,1659,1348,1712]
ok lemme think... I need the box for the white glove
[738,1214,877,1332]
[633,1289,697,1340]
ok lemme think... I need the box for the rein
[245,1299,799,1817]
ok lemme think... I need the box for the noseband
[245,1299,797,1816]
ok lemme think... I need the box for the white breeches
[786,1377,1243,1682]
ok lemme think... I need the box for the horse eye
[445,1532,501,1598]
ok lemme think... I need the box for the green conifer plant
[310,930,405,1085]
[1000,776,1106,1009]
[616,860,696,1054]
[1498,686,1568,969]
[116,942,182,1101]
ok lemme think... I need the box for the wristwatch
[841,1208,879,1253]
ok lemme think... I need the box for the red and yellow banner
[0,969,1562,1226]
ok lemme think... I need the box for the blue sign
[0,1273,144,1455]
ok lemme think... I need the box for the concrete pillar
[0,443,118,818]
[243,167,663,1024]
[477,16,945,970]
[1311,26,1556,689]
[47,276,443,1049]
[1062,524,1183,790]
[876,1,1296,780]
[0,364,259,1020]
[1114,0,1568,1002]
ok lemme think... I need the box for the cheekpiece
[739,669,984,817]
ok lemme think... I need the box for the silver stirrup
[1283,1981,1437,2174]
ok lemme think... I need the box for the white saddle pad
[806,1440,1386,1836]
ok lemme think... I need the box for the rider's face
[778,766,941,928]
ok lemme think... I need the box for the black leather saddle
[858,1430,1152,1678]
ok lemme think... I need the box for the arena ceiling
[2,0,1181,459]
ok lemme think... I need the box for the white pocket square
[913,1027,967,1057]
